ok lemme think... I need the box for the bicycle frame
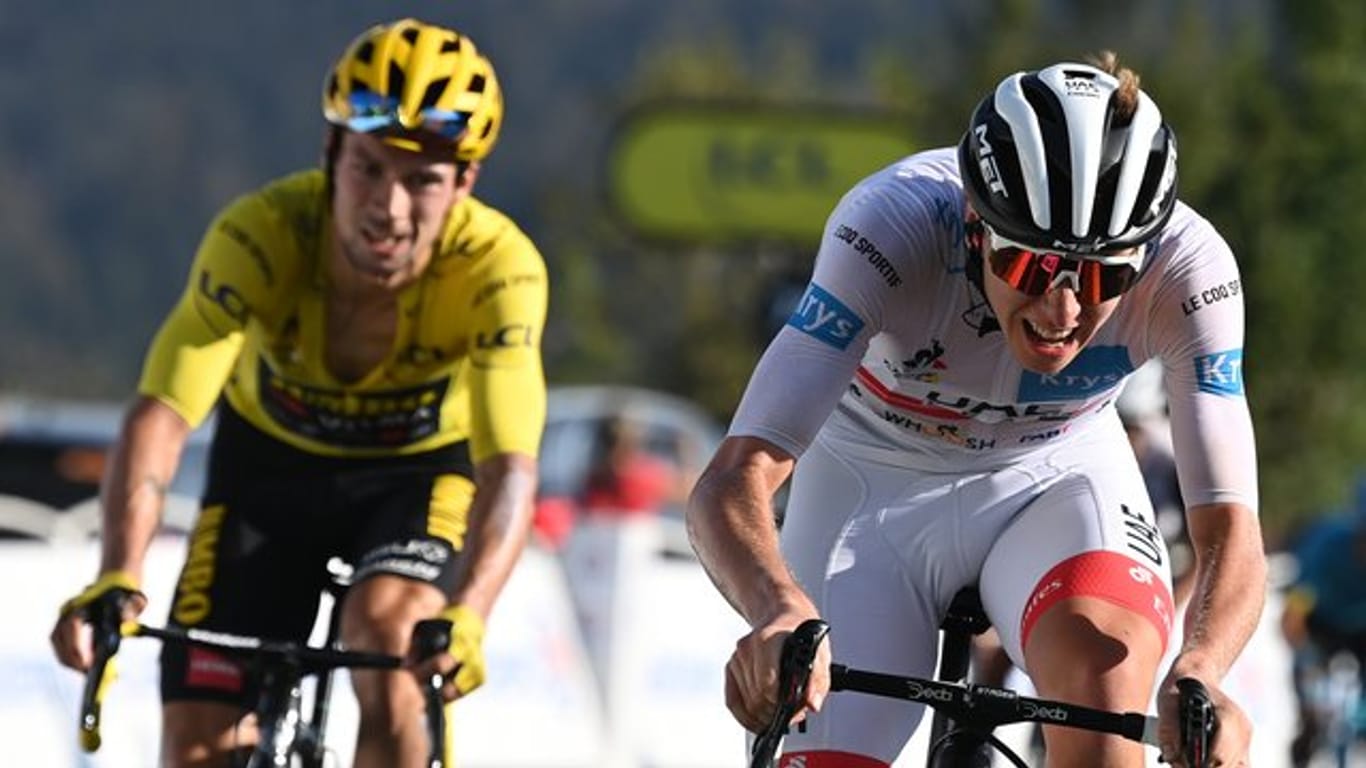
[291,577,350,768]
[925,584,997,766]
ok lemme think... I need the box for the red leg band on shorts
[780,750,890,768]
[1019,550,1174,656]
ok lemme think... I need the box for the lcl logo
[476,323,536,349]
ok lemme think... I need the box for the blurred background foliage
[1,0,1361,542]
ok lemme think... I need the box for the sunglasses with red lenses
[979,223,1142,305]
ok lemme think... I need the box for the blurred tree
[1229,0,1366,541]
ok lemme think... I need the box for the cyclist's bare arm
[51,396,188,672]
[687,436,803,624]
[408,453,538,702]
[1177,503,1266,675]
[99,396,191,580]
[1160,501,1265,764]
[449,452,538,618]
[687,436,830,732]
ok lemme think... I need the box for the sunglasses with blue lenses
[343,92,470,140]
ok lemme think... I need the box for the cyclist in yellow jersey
[50,19,547,766]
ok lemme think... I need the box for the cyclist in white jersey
[688,53,1265,768]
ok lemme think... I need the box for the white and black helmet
[958,62,1178,253]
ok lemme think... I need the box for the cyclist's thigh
[978,433,1175,675]
[337,441,476,650]
[776,436,949,765]
[161,409,334,707]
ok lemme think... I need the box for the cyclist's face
[330,132,472,287]
[980,231,1122,375]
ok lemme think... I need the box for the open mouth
[361,224,410,251]
[1023,318,1077,346]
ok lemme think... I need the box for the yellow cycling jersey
[139,170,547,461]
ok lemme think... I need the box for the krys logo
[1018,346,1133,402]
[1195,348,1244,396]
[787,283,865,350]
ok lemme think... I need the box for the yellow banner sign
[608,104,915,244]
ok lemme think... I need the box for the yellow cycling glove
[60,571,144,753]
[59,571,145,620]
[436,604,487,696]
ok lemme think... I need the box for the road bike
[75,580,454,768]
[750,587,1218,768]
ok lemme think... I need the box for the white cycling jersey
[730,147,1256,512]
[728,148,1259,767]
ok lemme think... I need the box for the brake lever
[410,617,453,768]
[77,588,135,752]
[1176,677,1218,768]
[748,619,830,768]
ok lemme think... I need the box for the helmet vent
[1022,81,1062,128]
[388,61,406,98]
[468,74,487,94]
[1021,80,1071,232]
[442,38,460,54]
[355,41,374,65]
[401,27,420,45]
[420,78,449,110]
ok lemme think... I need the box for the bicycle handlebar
[77,614,451,763]
[751,619,1221,768]
[127,623,402,673]
[828,664,1159,744]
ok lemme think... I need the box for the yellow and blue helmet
[322,18,503,162]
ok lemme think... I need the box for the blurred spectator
[580,413,694,518]
[531,495,577,551]
[1280,474,1366,766]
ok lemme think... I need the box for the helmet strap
[961,218,1001,337]
[322,125,345,200]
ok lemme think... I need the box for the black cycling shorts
[160,405,475,705]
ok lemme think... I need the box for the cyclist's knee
[340,575,445,655]
[1023,596,1164,708]
[161,701,255,767]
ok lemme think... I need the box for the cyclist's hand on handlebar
[407,604,486,702]
[1156,668,1250,767]
[725,605,831,734]
[50,571,147,672]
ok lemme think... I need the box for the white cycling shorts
[776,421,1174,766]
